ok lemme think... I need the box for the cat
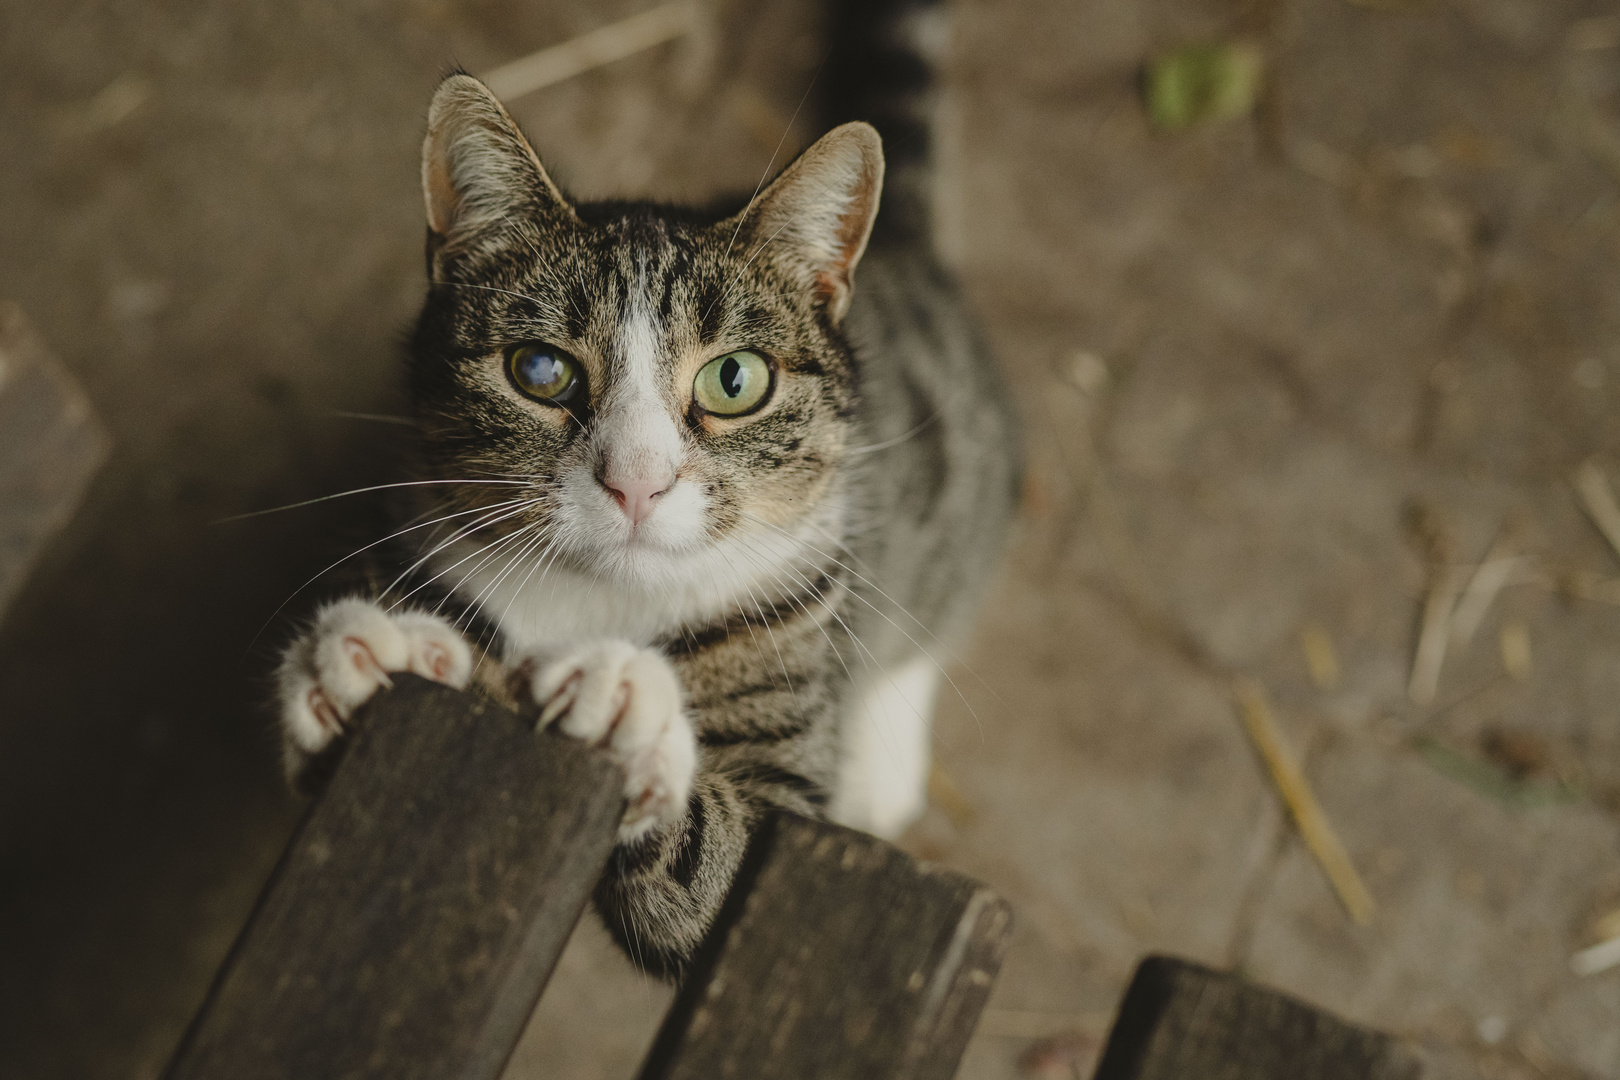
[275,0,1020,976]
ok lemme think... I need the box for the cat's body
[277,0,1019,976]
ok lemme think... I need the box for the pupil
[526,353,558,386]
[720,356,743,397]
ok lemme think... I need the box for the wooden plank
[1092,955,1422,1080]
[164,675,624,1080]
[638,813,1012,1080]
[0,302,109,619]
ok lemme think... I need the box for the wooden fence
[0,304,108,619]
[162,676,1012,1079]
[158,675,1420,1079]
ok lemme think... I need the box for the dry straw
[1233,678,1375,926]
[481,1,700,102]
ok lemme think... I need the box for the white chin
[566,489,712,583]
[579,528,701,585]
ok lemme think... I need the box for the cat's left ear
[735,122,884,323]
[421,74,573,263]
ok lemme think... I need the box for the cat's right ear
[731,123,884,324]
[421,74,573,266]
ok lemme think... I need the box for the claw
[418,642,455,682]
[341,636,393,690]
[279,601,475,778]
[520,641,696,836]
[307,687,343,735]
[539,672,581,728]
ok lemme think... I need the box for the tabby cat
[277,0,1019,975]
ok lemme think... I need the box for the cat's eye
[693,350,772,417]
[507,343,582,405]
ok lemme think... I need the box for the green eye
[508,343,582,404]
[693,350,772,416]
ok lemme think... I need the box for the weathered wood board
[638,813,1012,1080]
[1092,955,1422,1080]
[163,675,624,1080]
[0,302,109,619]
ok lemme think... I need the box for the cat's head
[409,75,883,601]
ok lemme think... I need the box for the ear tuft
[733,122,884,323]
[422,74,571,255]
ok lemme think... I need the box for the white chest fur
[433,500,846,659]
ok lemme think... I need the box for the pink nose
[604,474,673,526]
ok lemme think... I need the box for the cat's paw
[521,641,696,841]
[278,598,473,773]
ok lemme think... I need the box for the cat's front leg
[277,598,474,779]
[516,641,696,841]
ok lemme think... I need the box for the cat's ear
[421,74,572,260]
[737,122,884,323]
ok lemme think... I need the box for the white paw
[278,598,473,771]
[830,658,940,839]
[523,640,696,840]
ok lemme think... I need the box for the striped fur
[277,0,1018,977]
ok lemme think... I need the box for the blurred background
[3,0,1620,1077]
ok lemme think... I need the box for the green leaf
[1144,41,1264,133]
[1414,737,1579,811]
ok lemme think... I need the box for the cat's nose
[603,474,674,526]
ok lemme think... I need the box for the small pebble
[1065,350,1109,396]
[1480,727,1546,780]
[1018,1030,1098,1078]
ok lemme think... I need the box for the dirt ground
[3,0,1620,1077]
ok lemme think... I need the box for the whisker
[739,577,804,723]
[383,500,542,608]
[736,555,924,773]
[736,539,935,768]
[727,537,865,683]
[242,497,532,660]
[739,510,981,668]
[844,411,940,456]
[726,537,929,768]
[728,549,926,775]
[454,523,552,643]
[412,515,542,618]
[712,52,829,273]
[326,410,417,427]
[708,214,798,326]
[423,526,543,649]
[429,278,551,309]
[475,533,565,677]
[737,511,995,736]
[407,495,538,573]
[699,556,780,696]
[215,478,526,524]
